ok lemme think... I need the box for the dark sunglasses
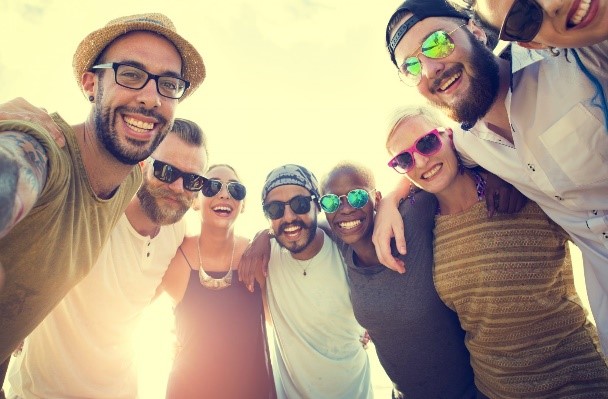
[263,195,317,220]
[499,0,544,42]
[201,179,247,201]
[399,24,465,86]
[152,159,206,191]
[319,189,374,214]
[387,129,444,174]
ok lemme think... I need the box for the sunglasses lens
[347,189,370,209]
[202,179,222,198]
[263,202,285,220]
[153,161,177,184]
[227,182,247,201]
[500,0,543,42]
[393,153,414,173]
[320,195,340,213]
[185,175,205,191]
[290,196,312,215]
[422,31,455,59]
[416,132,442,155]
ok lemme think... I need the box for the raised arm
[371,180,410,274]
[238,229,272,293]
[0,131,48,239]
[0,98,64,147]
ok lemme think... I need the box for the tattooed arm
[0,131,48,240]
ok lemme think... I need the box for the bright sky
[0,0,420,239]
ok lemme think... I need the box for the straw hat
[72,13,205,101]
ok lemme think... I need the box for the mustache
[429,65,463,94]
[115,105,168,126]
[277,220,308,236]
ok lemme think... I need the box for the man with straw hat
[0,12,205,370]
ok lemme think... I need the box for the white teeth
[284,225,300,233]
[422,164,441,179]
[570,0,591,25]
[440,72,461,91]
[213,206,232,212]
[124,116,154,132]
[339,220,361,230]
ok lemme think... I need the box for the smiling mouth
[438,71,461,92]
[568,0,592,27]
[212,205,233,215]
[338,219,362,230]
[124,116,154,133]
[422,164,442,179]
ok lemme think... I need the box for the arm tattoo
[0,132,48,235]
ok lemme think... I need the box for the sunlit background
[1,0,590,397]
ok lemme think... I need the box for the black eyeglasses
[151,159,205,191]
[263,195,317,220]
[202,179,247,201]
[499,0,544,42]
[92,62,190,99]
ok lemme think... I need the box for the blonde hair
[385,106,451,154]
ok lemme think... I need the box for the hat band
[389,15,420,63]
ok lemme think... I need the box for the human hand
[0,97,64,147]
[372,195,406,274]
[484,171,527,217]
[238,229,271,292]
[359,330,371,349]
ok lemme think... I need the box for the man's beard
[137,180,191,225]
[274,218,317,254]
[429,31,500,126]
[93,87,170,165]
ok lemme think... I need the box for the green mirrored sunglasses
[319,189,374,214]
[398,24,465,86]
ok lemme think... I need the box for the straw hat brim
[72,16,205,101]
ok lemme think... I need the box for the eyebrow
[114,59,183,79]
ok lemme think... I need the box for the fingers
[0,98,65,147]
[485,188,496,218]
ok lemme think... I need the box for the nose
[168,177,185,193]
[412,151,430,170]
[137,78,162,108]
[421,56,445,81]
[218,184,230,199]
[538,0,564,17]
[282,204,298,222]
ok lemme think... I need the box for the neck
[199,222,235,254]
[350,235,380,267]
[74,117,138,199]
[435,170,482,215]
[291,228,324,261]
[479,58,513,143]
[125,198,160,238]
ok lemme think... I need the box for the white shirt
[7,214,187,399]
[267,233,373,399]
[456,42,608,351]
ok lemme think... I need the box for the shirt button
[554,196,563,201]
[527,163,536,172]
[147,252,150,257]
[592,210,598,215]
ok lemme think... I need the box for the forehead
[207,166,239,181]
[388,115,436,151]
[152,134,206,173]
[265,184,310,202]
[102,31,183,75]
[393,16,461,62]
[325,170,370,194]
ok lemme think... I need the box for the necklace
[197,238,235,290]
[295,257,313,276]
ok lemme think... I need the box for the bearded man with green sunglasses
[375,0,608,358]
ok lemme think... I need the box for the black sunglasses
[152,159,205,192]
[499,0,544,42]
[202,179,247,201]
[263,195,317,220]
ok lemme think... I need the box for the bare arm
[0,131,48,239]
[237,229,272,293]
[0,98,64,147]
[371,179,410,274]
